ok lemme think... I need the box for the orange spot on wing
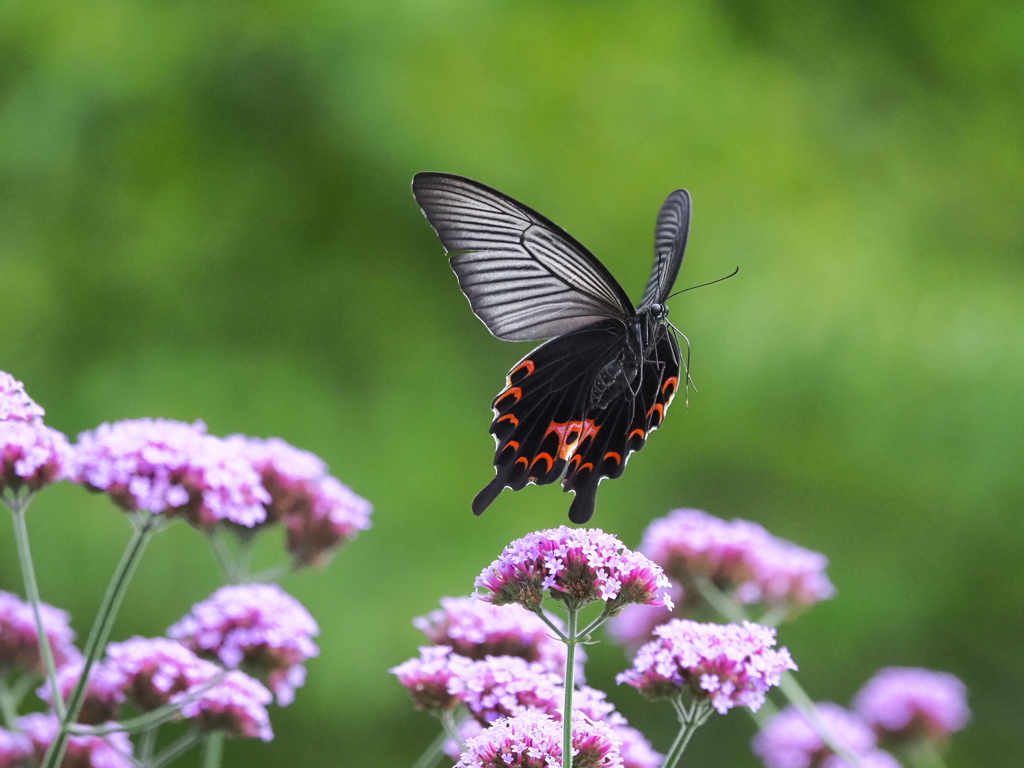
[544,419,600,461]
[603,451,622,465]
[509,360,536,381]
[647,403,665,420]
[495,387,522,407]
[497,413,519,427]
[515,457,529,468]
[530,452,555,474]
[628,428,647,441]
[502,440,520,453]
[662,376,679,395]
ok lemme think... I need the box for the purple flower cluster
[16,712,134,768]
[475,526,673,613]
[91,637,274,740]
[446,655,562,724]
[641,509,835,611]
[389,645,469,712]
[39,656,127,724]
[455,710,623,768]
[73,419,270,530]
[0,590,79,676]
[227,436,372,566]
[853,667,970,743]
[0,727,32,768]
[617,619,795,713]
[414,596,577,674]
[0,372,45,423]
[752,702,896,768]
[168,583,320,706]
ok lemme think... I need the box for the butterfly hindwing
[412,173,634,341]
[640,189,691,309]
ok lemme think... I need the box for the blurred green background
[1,0,1021,765]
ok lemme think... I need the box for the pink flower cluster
[475,526,673,613]
[455,710,623,768]
[0,590,79,676]
[14,713,134,768]
[853,667,970,743]
[414,596,578,675]
[227,436,372,566]
[641,509,835,610]
[169,583,320,706]
[617,619,796,714]
[752,702,898,768]
[74,419,270,529]
[0,371,73,499]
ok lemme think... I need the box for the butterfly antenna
[665,266,739,303]
[666,320,697,407]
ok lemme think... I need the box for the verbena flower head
[752,702,878,768]
[168,583,320,706]
[447,656,563,724]
[0,421,73,497]
[414,596,578,674]
[390,646,472,712]
[0,372,45,424]
[0,727,32,768]
[853,667,970,743]
[172,669,274,741]
[74,419,270,530]
[616,619,795,714]
[821,752,902,768]
[37,657,126,724]
[640,509,835,616]
[455,710,623,768]
[18,712,134,768]
[0,590,78,675]
[228,436,372,567]
[475,526,673,613]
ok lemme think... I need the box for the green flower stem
[42,512,160,768]
[533,609,569,643]
[439,709,463,756]
[694,576,863,768]
[7,493,65,719]
[561,605,580,768]
[661,697,713,768]
[151,729,205,768]
[139,727,159,764]
[208,528,242,584]
[201,731,224,768]
[411,728,450,768]
[907,740,949,768]
[0,678,22,730]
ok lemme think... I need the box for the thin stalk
[410,728,450,768]
[151,729,204,768]
[42,513,159,768]
[208,529,241,584]
[439,710,463,756]
[533,609,569,644]
[7,493,65,719]
[661,698,713,768]
[907,740,948,768]
[561,605,579,768]
[138,728,159,764]
[201,731,224,768]
[0,678,22,730]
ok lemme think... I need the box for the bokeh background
[1,1,1022,765]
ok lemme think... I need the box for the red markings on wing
[494,387,523,407]
[603,451,622,465]
[530,452,555,473]
[568,454,594,473]
[502,440,521,453]
[545,419,600,461]
[509,360,536,382]
[497,413,519,427]
[628,428,647,441]
[662,376,679,397]
[647,403,665,421]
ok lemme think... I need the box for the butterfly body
[413,173,691,524]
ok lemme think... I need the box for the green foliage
[2,1,1021,765]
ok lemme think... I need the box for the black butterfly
[412,172,691,524]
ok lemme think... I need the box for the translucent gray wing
[639,189,691,309]
[413,172,634,341]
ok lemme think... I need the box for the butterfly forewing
[640,189,691,309]
[413,173,634,341]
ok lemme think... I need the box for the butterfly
[412,172,691,524]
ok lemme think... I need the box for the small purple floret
[617,619,795,713]
[37,657,126,724]
[18,712,134,768]
[0,421,73,497]
[74,419,270,529]
[752,702,878,768]
[853,667,970,743]
[0,727,32,768]
[0,590,78,676]
[475,526,674,613]
[390,646,470,712]
[454,710,623,768]
[168,583,320,706]
[172,669,274,741]
[0,372,45,424]
[229,435,372,566]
